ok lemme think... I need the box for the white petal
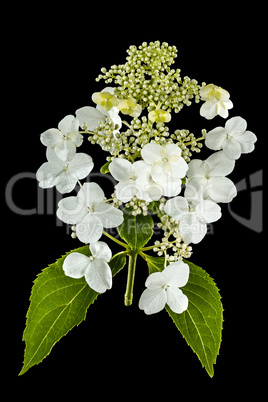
[164,196,189,220]
[63,252,90,278]
[94,202,124,228]
[151,161,170,184]
[167,288,188,314]
[36,161,62,189]
[160,177,182,197]
[85,259,112,293]
[195,200,222,223]
[46,147,66,165]
[207,177,237,203]
[205,127,227,151]
[146,182,163,201]
[75,106,106,130]
[55,172,78,194]
[206,151,235,177]
[54,140,76,161]
[163,143,182,158]
[115,179,138,202]
[58,115,78,134]
[179,214,207,244]
[217,102,230,118]
[170,157,188,179]
[138,288,167,315]
[141,143,163,164]
[163,261,189,288]
[187,159,207,179]
[90,241,112,262]
[109,158,132,181]
[225,116,247,135]
[40,129,63,148]
[184,179,208,206]
[145,272,164,290]
[237,131,257,154]
[78,182,104,207]
[57,196,87,224]
[200,101,217,119]
[222,138,242,160]
[68,153,94,179]
[68,131,83,147]
[76,214,103,244]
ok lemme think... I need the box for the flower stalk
[124,251,138,306]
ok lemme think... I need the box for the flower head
[63,241,112,293]
[57,182,124,243]
[139,261,189,315]
[36,149,93,194]
[117,97,142,117]
[205,116,257,160]
[40,115,83,161]
[148,109,171,123]
[92,91,119,111]
[200,84,233,119]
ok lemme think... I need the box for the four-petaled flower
[109,158,152,202]
[63,241,112,293]
[36,149,94,194]
[40,115,83,161]
[205,116,257,160]
[57,182,124,243]
[140,143,188,199]
[139,262,189,315]
[164,196,221,244]
[200,84,233,120]
[185,151,237,204]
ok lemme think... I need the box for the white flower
[164,196,221,244]
[63,241,112,293]
[185,151,237,203]
[109,158,152,202]
[139,261,189,315]
[205,116,257,160]
[140,143,188,198]
[36,149,93,194]
[200,84,233,120]
[76,87,122,132]
[40,115,83,161]
[57,182,124,243]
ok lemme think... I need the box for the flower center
[162,284,169,290]
[162,158,169,163]
[87,205,95,213]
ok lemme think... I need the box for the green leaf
[117,208,154,250]
[100,161,110,174]
[166,260,223,377]
[19,246,126,375]
[109,251,127,276]
[141,253,165,274]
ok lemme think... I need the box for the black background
[5,5,265,396]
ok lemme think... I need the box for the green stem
[124,252,138,306]
[102,231,129,249]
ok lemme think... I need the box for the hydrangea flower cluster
[36,41,257,315]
